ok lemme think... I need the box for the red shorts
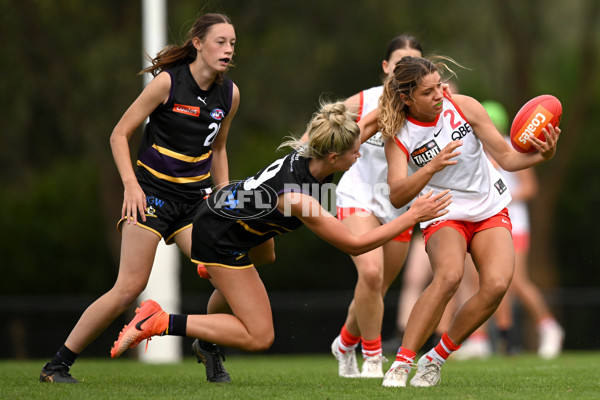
[422,208,512,250]
[337,207,413,242]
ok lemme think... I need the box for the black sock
[199,340,218,351]
[51,345,78,369]
[165,314,188,336]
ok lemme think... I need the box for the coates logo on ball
[510,94,562,153]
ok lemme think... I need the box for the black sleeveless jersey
[192,151,334,250]
[135,64,234,202]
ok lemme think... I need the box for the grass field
[2,351,599,400]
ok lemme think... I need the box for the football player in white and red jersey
[360,55,560,388]
[329,35,424,379]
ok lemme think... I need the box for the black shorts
[117,189,210,244]
[191,234,253,269]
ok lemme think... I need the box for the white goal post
[138,0,182,364]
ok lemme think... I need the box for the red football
[510,95,562,153]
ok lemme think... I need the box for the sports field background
[2,2,599,395]
[3,352,599,400]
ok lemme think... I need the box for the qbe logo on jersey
[411,140,441,167]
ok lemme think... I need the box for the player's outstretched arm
[284,190,451,256]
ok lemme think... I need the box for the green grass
[2,352,599,400]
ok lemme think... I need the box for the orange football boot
[110,299,168,358]
[197,264,212,279]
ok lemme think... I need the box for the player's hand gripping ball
[510,95,562,153]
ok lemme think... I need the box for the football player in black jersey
[110,101,452,381]
[40,13,242,384]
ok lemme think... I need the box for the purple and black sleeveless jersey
[135,64,234,202]
[192,151,333,252]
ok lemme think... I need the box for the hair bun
[321,102,348,126]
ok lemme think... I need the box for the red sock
[432,332,461,360]
[361,336,382,358]
[395,346,416,364]
[339,325,361,352]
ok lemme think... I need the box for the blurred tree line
[1,0,599,298]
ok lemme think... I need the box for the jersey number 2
[204,122,221,146]
[443,109,462,129]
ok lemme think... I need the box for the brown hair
[379,55,458,139]
[385,34,423,61]
[140,13,233,82]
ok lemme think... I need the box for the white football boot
[410,355,442,387]
[382,362,411,387]
[360,355,386,378]
[538,322,564,359]
[331,336,360,378]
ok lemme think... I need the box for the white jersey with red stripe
[394,95,512,229]
[336,85,408,224]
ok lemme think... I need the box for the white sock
[426,348,446,365]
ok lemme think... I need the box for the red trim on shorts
[336,207,369,221]
[422,208,512,250]
[337,207,413,242]
[394,227,413,242]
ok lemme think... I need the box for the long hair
[278,101,359,159]
[140,13,233,82]
[379,55,459,139]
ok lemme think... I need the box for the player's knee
[482,276,511,300]
[111,284,146,310]
[359,263,384,290]
[433,269,463,294]
[122,292,143,309]
[246,331,275,352]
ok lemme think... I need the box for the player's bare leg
[401,228,466,352]
[446,227,514,344]
[186,265,274,351]
[65,225,160,353]
[336,213,409,377]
